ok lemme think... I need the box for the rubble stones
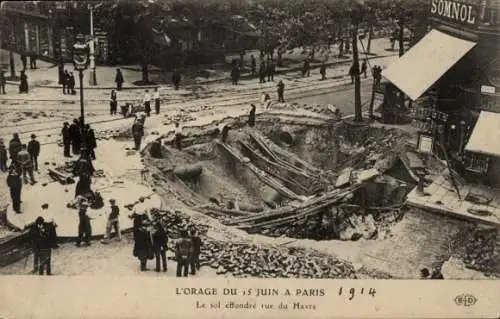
[464,228,498,273]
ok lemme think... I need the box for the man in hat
[189,229,202,275]
[101,199,121,243]
[69,119,81,155]
[151,212,168,272]
[115,68,124,91]
[143,90,151,117]
[61,122,71,157]
[76,201,92,247]
[17,144,36,185]
[8,133,23,162]
[27,134,40,171]
[7,166,22,213]
[173,122,183,151]
[0,69,6,94]
[131,119,145,151]
[153,87,161,115]
[0,139,7,172]
[175,229,193,277]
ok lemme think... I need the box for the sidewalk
[0,38,395,92]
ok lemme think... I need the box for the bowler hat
[31,134,36,139]
[41,203,49,210]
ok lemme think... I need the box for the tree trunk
[9,50,15,79]
[277,50,283,67]
[366,23,373,54]
[352,26,362,122]
[141,61,149,83]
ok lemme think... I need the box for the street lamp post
[72,33,90,149]
[88,4,97,85]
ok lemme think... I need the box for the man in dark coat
[349,62,359,84]
[0,139,7,172]
[361,59,367,79]
[17,144,35,184]
[61,122,71,157]
[277,80,285,103]
[267,59,275,82]
[131,213,153,271]
[259,61,266,83]
[175,229,193,277]
[250,55,256,76]
[132,120,145,150]
[30,52,37,69]
[84,124,97,160]
[69,119,81,155]
[0,70,6,94]
[8,133,23,162]
[247,104,256,127]
[19,70,28,93]
[69,72,76,94]
[302,59,310,77]
[20,53,27,71]
[28,213,57,275]
[189,229,202,275]
[76,202,92,247]
[115,68,124,91]
[27,134,40,171]
[320,62,327,80]
[152,213,167,272]
[172,69,181,90]
[110,89,118,115]
[7,166,22,213]
[63,70,70,94]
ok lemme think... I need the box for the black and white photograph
[0,0,499,317]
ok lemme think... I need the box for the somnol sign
[430,0,477,25]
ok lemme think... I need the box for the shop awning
[382,29,476,101]
[465,111,500,157]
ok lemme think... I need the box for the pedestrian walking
[361,59,367,79]
[132,119,145,150]
[84,125,97,160]
[27,134,40,171]
[143,90,151,117]
[267,59,275,82]
[19,70,28,93]
[259,61,266,83]
[101,199,121,243]
[231,60,240,85]
[20,53,27,71]
[0,139,7,172]
[250,54,256,76]
[302,59,310,77]
[69,72,76,94]
[152,213,167,272]
[110,89,118,115]
[62,70,69,94]
[189,229,201,275]
[172,68,181,90]
[277,80,285,103]
[61,122,71,157]
[175,229,193,277]
[131,213,153,271]
[6,166,22,213]
[115,68,124,91]
[30,52,37,69]
[76,202,92,247]
[154,87,160,115]
[0,70,6,94]
[174,122,184,150]
[320,62,327,80]
[69,119,81,155]
[349,63,359,84]
[18,145,36,185]
[247,104,256,127]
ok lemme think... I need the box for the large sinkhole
[145,114,415,242]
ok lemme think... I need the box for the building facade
[383,0,500,186]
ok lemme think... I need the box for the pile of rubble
[162,113,197,126]
[464,227,498,273]
[161,210,356,279]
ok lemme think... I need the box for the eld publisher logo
[454,294,477,307]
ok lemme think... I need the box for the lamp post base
[89,69,97,86]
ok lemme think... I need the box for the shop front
[382,0,500,185]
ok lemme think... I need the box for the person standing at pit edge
[27,134,40,172]
[190,229,202,275]
[143,90,151,117]
[175,229,193,277]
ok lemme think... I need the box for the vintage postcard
[0,0,499,318]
